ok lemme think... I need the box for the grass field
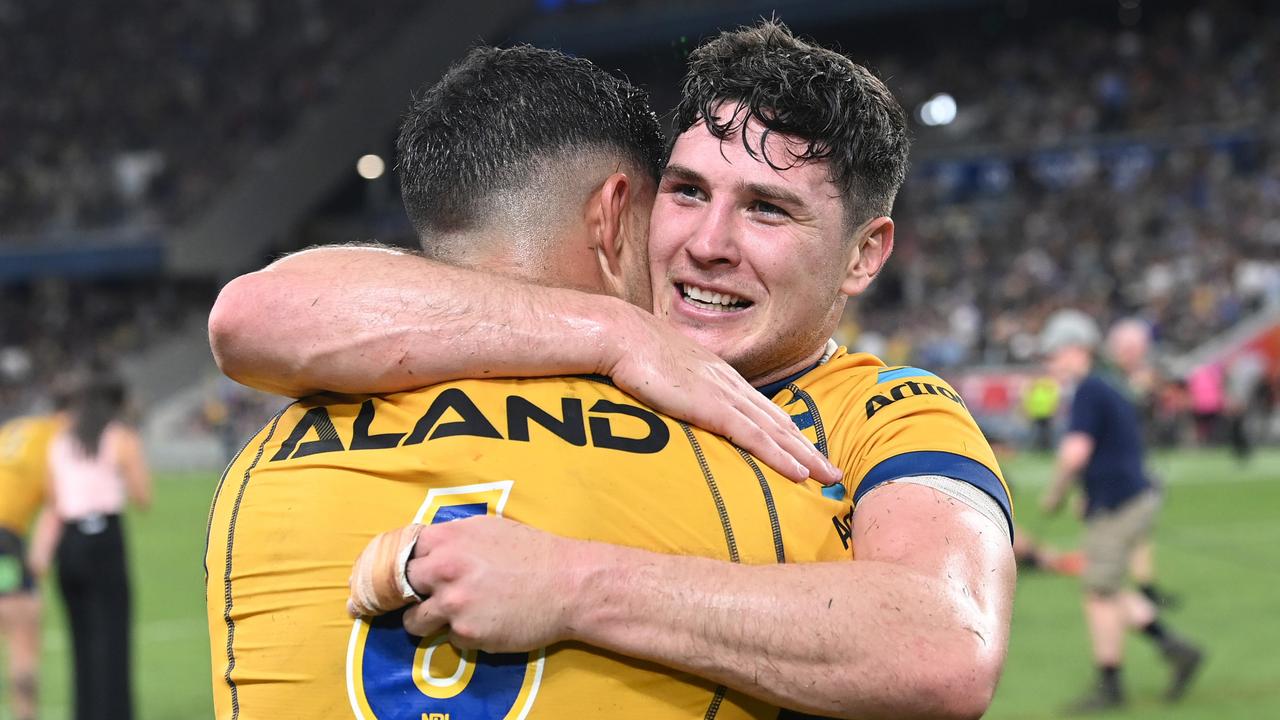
[2,449,1277,719]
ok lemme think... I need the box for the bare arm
[115,427,152,511]
[559,484,1013,719]
[1041,431,1093,515]
[26,507,61,577]
[208,245,625,398]
[373,484,1014,719]
[27,469,62,576]
[208,245,838,484]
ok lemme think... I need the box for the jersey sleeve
[841,368,1013,535]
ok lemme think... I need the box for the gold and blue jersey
[769,347,1012,545]
[0,414,60,536]
[205,375,852,720]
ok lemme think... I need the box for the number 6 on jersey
[346,481,546,719]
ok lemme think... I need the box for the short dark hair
[673,20,910,226]
[397,45,664,241]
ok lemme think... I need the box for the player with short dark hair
[213,21,1016,718]
[206,44,854,720]
[397,45,661,299]
[673,20,908,228]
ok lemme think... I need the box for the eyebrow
[661,163,705,185]
[663,163,809,211]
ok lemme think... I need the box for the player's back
[205,375,850,720]
[0,414,60,536]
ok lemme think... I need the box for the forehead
[667,114,838,203]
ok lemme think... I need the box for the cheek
[647,209,687,268]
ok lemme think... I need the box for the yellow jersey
[205,375,851,720]
[0,414,60,536]
[768,348,1013,546]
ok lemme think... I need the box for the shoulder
[779,348,887,406]
[104,421,141,447]
[1074,374,1119,404]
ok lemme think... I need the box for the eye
[750,200,790,219]
[671,183,705,202]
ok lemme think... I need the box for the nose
[684,201,741,268]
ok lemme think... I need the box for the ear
[840,216,895,296]
[591,172,631,283]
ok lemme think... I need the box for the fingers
[402,598,448,638]
[734,392,842,486]
[347,524,425,618]
[723,410,808,482]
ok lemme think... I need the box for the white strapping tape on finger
[397,527,425,603]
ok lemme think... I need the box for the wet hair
[69,371,127,458]
[396,44,664,252]
[673,19,910,227]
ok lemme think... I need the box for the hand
[347,524,426,618]
[347,516,581,653]
[604,309,840,486]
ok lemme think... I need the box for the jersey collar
[754,339,838,399]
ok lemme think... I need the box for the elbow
[848,631,1002,720]
[208,273,261,381]
[918,642,1004,720]
[208,272,310,392]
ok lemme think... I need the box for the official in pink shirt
[31,371,150,720]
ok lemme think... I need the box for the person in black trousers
[30,372,151,720]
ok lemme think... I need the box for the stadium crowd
[0,279,215,416]
[0,0,418,237]
[853,131,1280,368]
[3,0,1280,445]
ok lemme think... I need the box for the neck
[748,343,828,389]
[442,226,588,290]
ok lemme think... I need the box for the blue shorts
[0,527,36,596]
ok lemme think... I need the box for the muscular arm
[209,245,631,398]
[208,245,838,484]
[387,483,1014,719]
[1042,431,1093,514]
[561,484,1012,719]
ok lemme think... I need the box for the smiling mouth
[677,283,753,312]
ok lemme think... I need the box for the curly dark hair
[397,45,664,242]
[673,20,910,226]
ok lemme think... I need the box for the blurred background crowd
[3,1,1279,718]
[5,0,1279,458]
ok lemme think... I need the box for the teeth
[681,283,747,311]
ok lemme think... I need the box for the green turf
[2,451,1278,719]
[990,448,1280,719]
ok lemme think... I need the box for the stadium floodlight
[357,154,386,180]
[918,93,957,127]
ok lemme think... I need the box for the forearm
[209,246,639,397]
[126,469,152,511]
[1047,433,1091,507]
[27,507,61,575]
[567,548,997,719]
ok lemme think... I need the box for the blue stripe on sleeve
[876,366,939,384]
[854,451,1013,537]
